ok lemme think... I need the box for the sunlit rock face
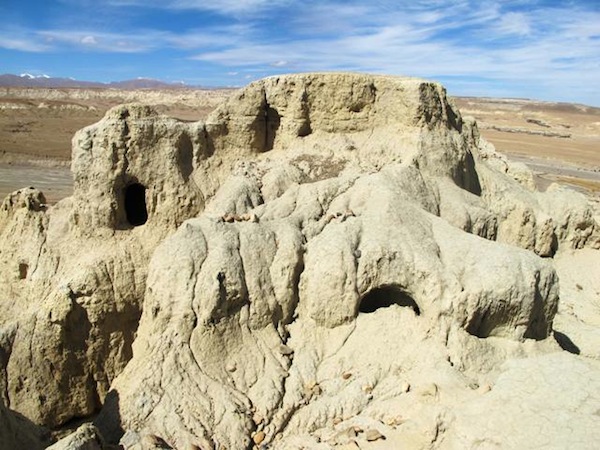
[0,73,598,449]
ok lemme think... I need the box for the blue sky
[1,0,599,105]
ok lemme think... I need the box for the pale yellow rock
[477,383,492,394]
[365,428,385,441]
[47,423,105,450]
[444,353,600,448]
[0,103,212,428]
[1,73,599,450]
[253,430,266,445]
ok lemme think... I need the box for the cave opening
[265,105,280,151]
[18,262,28,280]
[359,285,421,315]
[124,183,148,227]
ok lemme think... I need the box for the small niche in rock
[124,183,148,227]
[18,262,28,280]
[359,285,421,315]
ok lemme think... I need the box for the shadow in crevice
[265,105,281,151]
[1,403,51,449]
[359,285,421,316]
[456,150,482,196]
[554,331,581,355]
[94,390,123,445]
[177,132,194,182]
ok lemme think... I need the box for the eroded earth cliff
[1,73,599,449]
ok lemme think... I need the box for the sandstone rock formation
[1,73,599,449]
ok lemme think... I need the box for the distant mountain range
[0,73,196,90]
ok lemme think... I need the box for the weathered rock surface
[0,395,48,450]
[443,353,600,449]
[0,106,205,428]
[552,248,600,359]
[47,423,105,450]
[0,73,599,449]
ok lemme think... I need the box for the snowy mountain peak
[20,73,50,79]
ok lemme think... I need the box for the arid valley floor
[2,86,599,204]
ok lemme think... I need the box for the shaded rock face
[0,73,598,448]
[0,395,49,450]
[70,104,205,232]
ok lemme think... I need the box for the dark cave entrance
[359,285,421,315]
[124,183,148,226]
[265,105,281,151]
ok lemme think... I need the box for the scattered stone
[253,431,266,445]
[477,383,492,394]
[278,344,294,355]
[418,383,439,398]
[46,423,104,450]
[365,429,385,442]
[385,416,406,427]
[328,427,357,445]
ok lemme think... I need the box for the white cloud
[35,30,162,52]
[108,0,290,15]
[81,35,97,45]
[165,25,253,49]
[0,37,48,52]
[496,12,531,36]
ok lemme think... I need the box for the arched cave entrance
[124,183,148,226]
[359,285,421,315]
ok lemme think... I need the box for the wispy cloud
[0,26,248,54]
[188,1,600,102]
[0,36,49,52]
[496,12,532,36]
[36,30,163,52]
[106,0,291,15]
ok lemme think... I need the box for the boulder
[47,423,105,450]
